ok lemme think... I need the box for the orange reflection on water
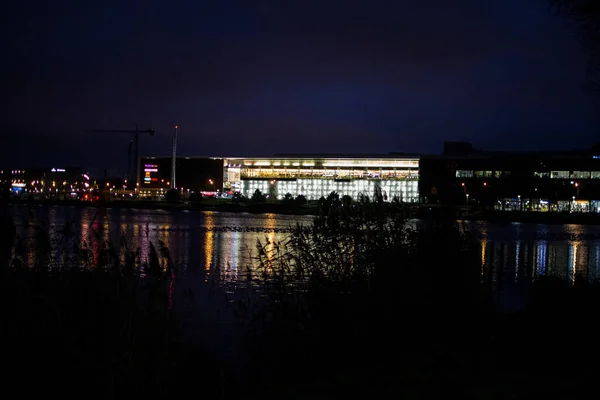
[481,240,487,277]
[205,212,215,271]
[570,241,578,284]
[264,213,277,266]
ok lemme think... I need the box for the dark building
[140,157,224,192]
[419,142,600,212]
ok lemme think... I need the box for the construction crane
[89,124,155,189]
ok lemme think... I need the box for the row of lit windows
[241,168,418,180]
[537,171,600,179]
[226,158,419,169]
[242,179,418,201]
[456,170,511,178]
[457,169,600,179]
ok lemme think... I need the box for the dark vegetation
[0,205,224,399]
[164,188,181,203]
[237,189,600,398]
[2,188,600,398]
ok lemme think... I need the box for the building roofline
[143,154,421,160]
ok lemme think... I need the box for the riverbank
[461,210,600,225]
[9,198,320,215]
[10,198,600,225]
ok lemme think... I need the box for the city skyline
[2,0,599,175]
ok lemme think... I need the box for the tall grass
[231,190,487,396]
[235,190,600,397]
[5,199,600,397]
[0,207,224,399]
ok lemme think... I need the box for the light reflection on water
[12,205,600,291]
[11,205,311,284]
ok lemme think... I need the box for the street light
[209,179,215,192]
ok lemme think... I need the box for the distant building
[223,155,420,201]
[142,154,420,201]
[140,157,224,194]
[0,166,87,196]
[419,142,600,212]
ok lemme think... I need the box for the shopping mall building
[140,154,420,201]
[141,141,600,212]
[224,155,419,201]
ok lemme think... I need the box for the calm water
[10,205,600,302]
[10,204,600,356]
[10,205,313,284]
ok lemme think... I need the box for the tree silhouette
[189,192,203,203]
[251,189,266,204]
[295,194,307,205]
[164,189,181,203]
[232,192,246,204]
[552,0,600,89]
[283,192,294,203]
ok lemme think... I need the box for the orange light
[461,182,465,187]
[175,125,178,129]
[483,182,487,186]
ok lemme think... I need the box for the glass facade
[224,157,420,201]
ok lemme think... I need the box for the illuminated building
[223,155,420,201]
[419,141,600,213]
[0,167,87,197]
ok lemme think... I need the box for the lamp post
[209,179,215,192]
[171,125,178,190]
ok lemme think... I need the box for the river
[10,205,600,306]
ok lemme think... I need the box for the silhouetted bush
[238,187,488,397]
[283,192,294,203]
[189,192,203,203]
[294,194,307,205]
[232,192,246,203]
[164,188,181,203]
[251,189,266,204]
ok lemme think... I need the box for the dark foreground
[3,194,600,399]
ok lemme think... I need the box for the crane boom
[89,124,155,189]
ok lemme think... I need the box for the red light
[175,125,178,129]
[483,182,487,186]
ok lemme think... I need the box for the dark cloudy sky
[1,0,599,175]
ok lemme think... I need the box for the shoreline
[9,199,600,226]
[9,199,320,216]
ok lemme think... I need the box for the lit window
[550,171,569,179]
[456,170,473,178]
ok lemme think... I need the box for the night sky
[2,0,599,176]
